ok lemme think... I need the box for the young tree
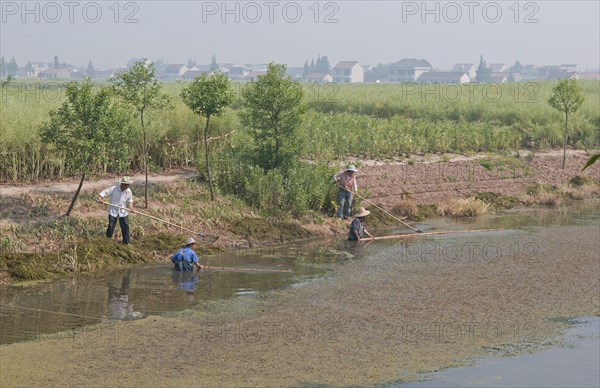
[110,59,171,208]
[0,57,6,77]
[476,54,492,82]
[241,63,305,170]
[40,80,134,216]
[181,73,234,200]
[209,54,219,72]
[7,57,18,77]
[86,60,96,78]
[548,79,585,169]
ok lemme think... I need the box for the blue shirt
[171,247,199,264]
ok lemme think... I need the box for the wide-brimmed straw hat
[354,207,370,217]
[120,176,133,185]
[185,237,196,245]
[346,165,358,172]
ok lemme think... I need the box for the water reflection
[107,271,133,320]
[171,271,200,295]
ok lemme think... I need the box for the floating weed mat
[228,218,316,242]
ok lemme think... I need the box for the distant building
[38,68,72,79]
[332,61,364,83]
[389,59,431,82]
[520,65,540,81]
[489,63,509,72]
[29,62,52,77]
[578,72,600,80]
[226,65,248,81]
[163,64,188,80]
[490,72,509,83]
[418,71,470,84]
[286,67,304,81]
[539,65,578,80]
[127,58,146,68]
[304,73,333,83]
[244,70,268,81]
[181,69,209,81]
[452,63,476,79]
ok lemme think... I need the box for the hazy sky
[1,0,599,69]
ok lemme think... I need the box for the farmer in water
[333,164,358,219]
[171,237,205,271]
[348,207,374,241]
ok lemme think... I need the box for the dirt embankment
[1,150,598,284]
[359,150,600,208]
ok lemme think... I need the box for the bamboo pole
[361,228,503,241]
[97,200,208,238]
[201,265,292,273]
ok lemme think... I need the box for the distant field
[1,79,599,182]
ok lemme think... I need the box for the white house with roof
[304,73,333,83]
[389,59,432,82]
[163,64,189,80]
[181,69,210,81]
[490,72,509,83]
[520,65,540,81]
[332,61,364,83]
[244,70,268,81]
[489,63,508,72]
[452,63,476,79]
[418,72,470,84]
[38,68,72,79]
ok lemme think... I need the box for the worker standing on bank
[98,177,134,244]
[333,164,359,219]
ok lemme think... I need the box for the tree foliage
[548,79,585,168]
[110,59,171,207]
[241,63,305,171]
[181,72,234,200]
[39,80,134,215]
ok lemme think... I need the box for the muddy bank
[1,150,598,285]
[1,217,598,387]
[360,149,600,207]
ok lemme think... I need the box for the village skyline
[1,1,599,70]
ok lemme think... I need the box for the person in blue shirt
[171,237,205,271]
[348,207,374,241]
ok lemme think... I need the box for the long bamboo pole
[339,185,423,233]
[97,201,208,238]
[361,228,503,241]
[201,265,292,273]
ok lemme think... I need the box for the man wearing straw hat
[171,237,205,271]
[348,207,374,241]
[333,164,359,219]
[98,176,134,244]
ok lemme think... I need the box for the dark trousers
[107,215,130,244]
[338,189,353,218]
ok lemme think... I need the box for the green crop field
[1,79,599,183]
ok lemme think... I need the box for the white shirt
[100,185,133,218]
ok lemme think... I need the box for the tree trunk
[562,111,568,169]
[205,116,215,201]
[66,172,85,217]
[142,109,148,208]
